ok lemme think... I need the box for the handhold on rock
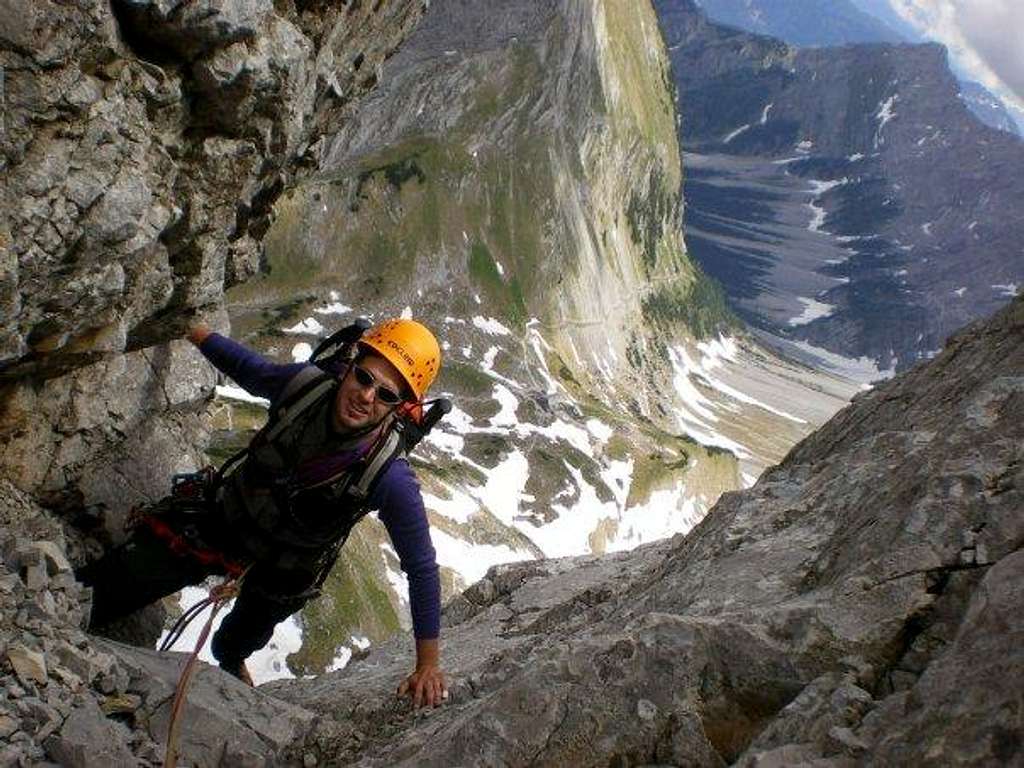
[100,693,142,716]
[8,644,48,686]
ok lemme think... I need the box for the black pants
[77,505,312,668]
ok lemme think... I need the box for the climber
[77,318,448,708]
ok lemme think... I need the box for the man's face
[334,352,408,431]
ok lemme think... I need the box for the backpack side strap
[347,426,405,501]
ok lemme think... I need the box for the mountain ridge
[655,0,1024,375]
[694,0,1022,137]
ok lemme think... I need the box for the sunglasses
[350,365,404,405]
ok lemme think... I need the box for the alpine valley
[655,0,1024,378]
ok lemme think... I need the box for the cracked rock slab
[99,640,317,767]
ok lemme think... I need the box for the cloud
[888,0,1024,112]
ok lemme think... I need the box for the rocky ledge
[267,297,1023,766]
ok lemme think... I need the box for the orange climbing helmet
[358,318,441,401]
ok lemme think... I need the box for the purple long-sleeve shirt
[200,333,441,639]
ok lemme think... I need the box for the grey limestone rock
[6,645,47,686]
[99,639,316,767]
[43,696,136,768]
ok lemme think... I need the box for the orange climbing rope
[161,571,248,768]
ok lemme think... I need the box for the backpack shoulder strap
[263,366,336,443]
[346,425,406,501]
[215,366,336,485]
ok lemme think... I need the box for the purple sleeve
[372,459,441,639]
[198,333,307,402]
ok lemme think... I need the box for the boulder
[43,696,136,768]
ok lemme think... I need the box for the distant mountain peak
[693,0,905,46]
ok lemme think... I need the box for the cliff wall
[0,0,426,519]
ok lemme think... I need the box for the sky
[886,0,1024,118]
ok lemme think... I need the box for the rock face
[240,0,715,412]
[655,0,1024,375]
[0,0,426,513]
[267,294,1023,766]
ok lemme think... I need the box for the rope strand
[162,570,248,768]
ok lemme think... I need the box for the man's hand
[186,322,212,347]
[397,664,448,708]
[397,638,447,707]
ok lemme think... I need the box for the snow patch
[490,384,519,427]
[423,486,479,524]
[669,346,752,457]
[314,302,352,316]
[723,123,751,143]
[788,297,835,327]
[526,324,561,395]
[806,178,846,233]
[291,342,312,362]
[586,418,614,442]
[472,316,511,336]
[283,317,325,336]
[992,283,1018,297]
[787,339,894,383]
[215,385,269,407]
[430,527,530,588]
[875,94,898,146]
[327,646,352,672]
